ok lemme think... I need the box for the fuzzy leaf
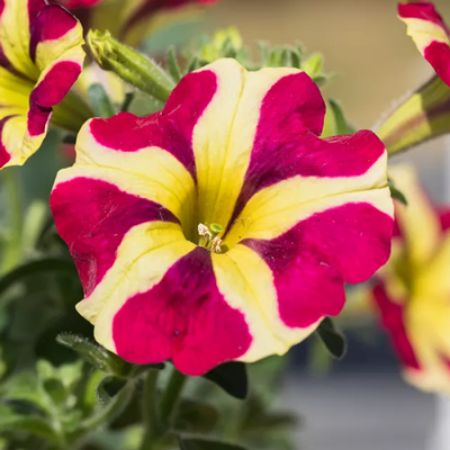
[57,333,131,377]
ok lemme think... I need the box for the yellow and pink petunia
[373,166,450,393]
[398,1,450,86]
[0,0,85,168]
[51,59,394,375]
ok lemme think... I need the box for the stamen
[197,223,224,253]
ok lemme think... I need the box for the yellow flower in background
[373,165,450,393]
[0,0,85,169]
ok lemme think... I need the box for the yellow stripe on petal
[212,244,319,362]
[227,155,391,245]
[389,165,441,265]
[193,59,299,229]
[401,17,449,54]
[34,22,84,74]
[64,121,197,231]
[0,67,33,109]
[1,116,45,166]
[415,230,450,298]
[404,290,450,393]
[76,221,195,352]
[0,0,38,78]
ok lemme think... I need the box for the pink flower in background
[398,1,450,86]
[0,0,85,168]
[51,58,393,375]
[373,166,450,393]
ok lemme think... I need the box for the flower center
[197,223,226,253]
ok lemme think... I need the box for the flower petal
[0,0,84,168]
[192,59,325,229]
[398,1,450,85]
[212,244,335,362]
[389,165,441,265]
[373,283,422,370]
[50,177,178,297]
[107,248,252,376]
[226,135,392,253]
[66,115,198,233]
[242,201,392,330]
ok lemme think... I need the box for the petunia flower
[0,0,85,169]
[398,1,450,86]
[373,166,450,393]
[50,58,394,375]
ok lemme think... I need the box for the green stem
[1,170,23,273]
[160,368,187,427]
[139,368,187,450]
[74,379,136,439]
[139,369,161,450]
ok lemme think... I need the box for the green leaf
[0,405,58,443]
[175,398,219,433]
[75,378,136,436]
[1,372,47,412]
[204,362,248,399]
[302,52,324,79]
[328,99,355,135]
[42,379,67,407]
[388,179,408,205]
[377,75,450,155]
[0,258,74,296]
[316,318,346,359]
[57,333,131,377]
[88,83,116,117]
[322,99,355,138]
[178,437,246,450]
[167,46,182,82]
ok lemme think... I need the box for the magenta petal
[398,2,448,28]
[438,208,450,231]
[50,178,177,296]
[30,4,78,60]
[0,117,12,166]
[246,237,345,328]
[373,283,421,370]
[31,61,81,108]
[88,70,217,174]
[298,203,393,284]
[113,248,252,375]
[424,41,450,87]
[27,104,51,136]
[244,202,393,328]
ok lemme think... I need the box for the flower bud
[87,29,175,102]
